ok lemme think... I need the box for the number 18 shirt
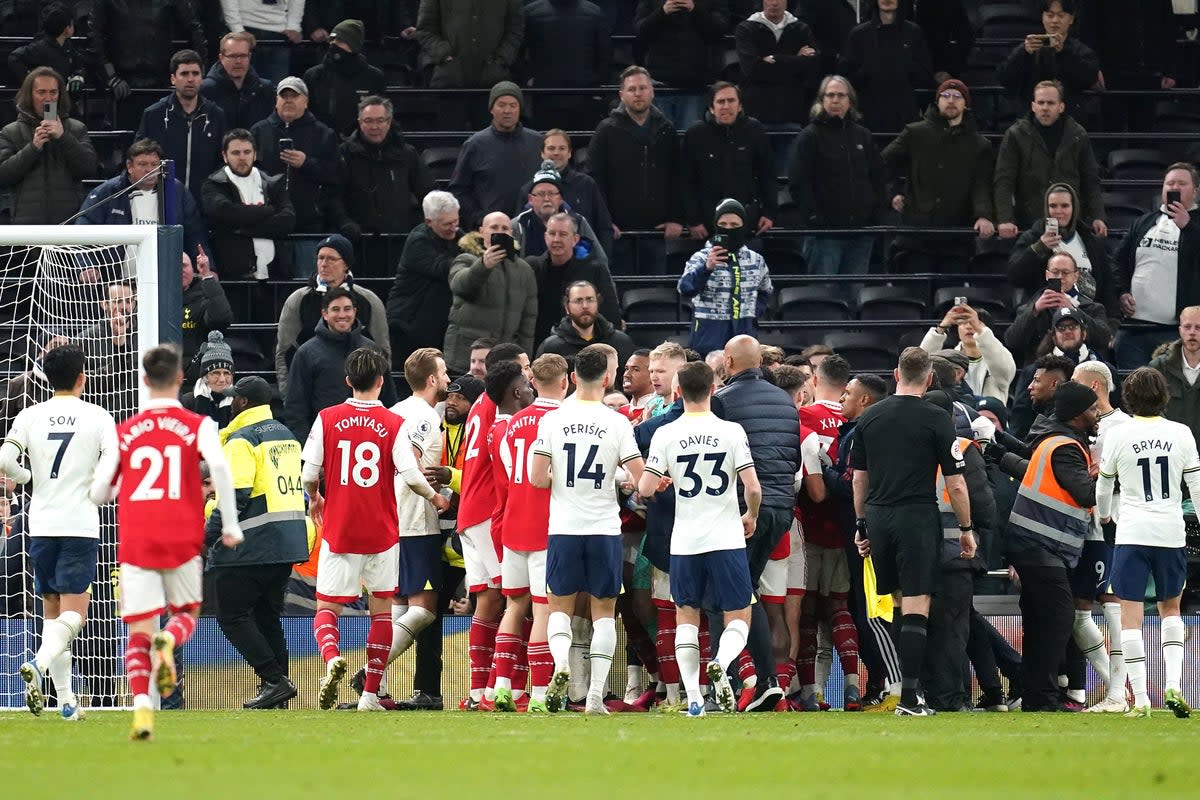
[533,400,640,538]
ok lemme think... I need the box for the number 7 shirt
[533,400,641,538]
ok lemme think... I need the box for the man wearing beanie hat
[183,330,236,428]
[302,19,385,135]
[447,79,542,228]
[882,76,998,272]
[512,160,608,263]
[1004,378,1098,712]
[678,198,773,356]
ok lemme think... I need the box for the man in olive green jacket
[1149,307,1200,448]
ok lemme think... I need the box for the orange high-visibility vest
[1007,434,1092,567]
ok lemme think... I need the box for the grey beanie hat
[201,331,234,374]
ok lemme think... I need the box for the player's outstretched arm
[0,440,32,485]
[196,418,244,547]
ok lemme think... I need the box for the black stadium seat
[775,286,852,322]
[621,287,690,323]
[858,285,927,320]
[1107,149,1169,181]
[421,146,461,183]
[933,286,1011,321]
[823,331,898,372]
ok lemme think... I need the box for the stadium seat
[756,236,805,273]
[665,237,703,275]
[933,285,1010,320]
[858,285,928,321]
[627,324,688,350]
[755,329,805,356]
[421,146,461,183]
[771,286,850,321]
[1107,149,1169,181]
[823,331,898,371]
[1102,192,1148,231]
[621,287,690,323]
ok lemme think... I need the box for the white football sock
[35,611,82,673]
[1161,615,1186,693]
[816,620,833,693]
[626,664,641,692]
[675,623,702,707]
[391,604,409,624]
[568,616,592,700]
[49,650,75,706]
[1121,629,1149,709]
[1072,609,1110,685]
[715,619,749,671]
[666,683,681,703]
[1102,602,1126,702]
[547,612,573,673]
[587,618,616,701]
[387,607,435,664]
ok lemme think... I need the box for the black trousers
[1010,555,1073,711]
[212,563,293,684]
[412,563,466,697]
[922,568,973,711]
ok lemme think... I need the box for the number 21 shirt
[533,400,640,538]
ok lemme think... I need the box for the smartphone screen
[1167,190,1182,206]
[279,138,294,151]
[1046,278,1062,293]
[43,101,58,121]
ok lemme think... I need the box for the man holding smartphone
[996,1,1100,122]
[1006,252,1115,361]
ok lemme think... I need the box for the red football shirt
[304,399,406,555]
[114,401,211,569]
[796,401,845,548]
[487,415,512,556]
[457,393,497,529]
[500,398,558,551]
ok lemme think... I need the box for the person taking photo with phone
[996,0,1101,123]
[1007,252,1116,362]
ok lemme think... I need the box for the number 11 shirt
[533,400,640,538]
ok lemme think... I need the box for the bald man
[709,335,800,710]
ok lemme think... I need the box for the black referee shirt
[849,395,966,506]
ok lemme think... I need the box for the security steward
[1003,380,1098,712]
[851,347,975,717]
[206,375,309,709]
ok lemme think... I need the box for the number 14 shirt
[533,400,640,538]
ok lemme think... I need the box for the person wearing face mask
[677,198,773,357]
[302,19,386,136]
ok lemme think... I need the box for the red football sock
[796,607,818,685]
[125,632,152,698]
[313,609,340,663]
[494,632,522,682]
[512,641,530,693]
[363,613,391,694]
[778,660,797,692]
[469,617,498,692]
[162,612,197,646]
[737,649,756,684]
[528,641,553,689]
[654,607,679,685]
[830,601,861,677]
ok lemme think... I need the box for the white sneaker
[1085,696,1129,713]
[584,693,610,715]
[318,656,348,710]
[357,692,386,712]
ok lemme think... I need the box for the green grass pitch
[0,710,1191,799]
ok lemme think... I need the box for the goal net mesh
[1,239,148,710]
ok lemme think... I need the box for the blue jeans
[1114,325,1176,369]
[802,235,874,275]
[655,91,703,131]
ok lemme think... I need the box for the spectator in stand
[682,82,776,241]
[920,302,1015,403]
[519,130,613,260]
[89,0,207,128]
[537,280,636,372]
[796,0,857,74]
[996,0,1100,123]
[442,212,539,375]
[522,0,612,130]
[327,95,433,260]
[302,19,386,136]
[633,0,730,129]
[734,1,820,128]
[415,0,524,127]
[678,198,773,356]
[220,0,306,84]
[1008,256,1115,361]
[7,5,84,90]
[1009,322,1107,439]
[182,331,236,428]
[1089,0,1177,92]
[837,0,933,135]
[527,213,622,344]
[0,67,97,226]
[447,82,543,229]
[787,75,883,275]
[993,80,1105,238]
[882,78,996,273]
[468,339,493,380]
[586,66,684,276]
[275,234,388,394]
[250,76,343,277]
[137,50,227,205]
[1007,183,1119,319]
[387,191,463,369]
[1114,163,1200,369]
[1149,306,1200,445]
[201,32,277,131]
[181,248,233,368]
[75,281,139,414]
[75,139,209,278]
[202,129,296,280]
[282,286,396,440]
[512,162,608,264]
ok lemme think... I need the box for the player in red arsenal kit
[491,355,565,712]
[301,349,449,710]
[89,345,243,741]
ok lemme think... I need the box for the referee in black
[851,347,976,716]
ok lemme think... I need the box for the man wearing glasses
[1006,253,1116,361]
[201,32,275,130]
[512,162,608,265]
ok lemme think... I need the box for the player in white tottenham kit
[531,345,645,714]
[0,344,118,720]
[1097,368,1200,719]
[638,361,762,717]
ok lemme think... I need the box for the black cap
[227,376,273,406]
[1052,307,1081,328]
[975,396,1010,428]
[446,375,484,404]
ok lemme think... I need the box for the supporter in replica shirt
[500,397,560,551]
[797,401,844,547]
[457,392,498,530]
[301,397,435,554]
[533,400,641,537]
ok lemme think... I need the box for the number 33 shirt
[533,400,640,538]
[644,413,755,555]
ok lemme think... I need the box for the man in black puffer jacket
[709,334,800,709]
[200,32,276,131]
[302,19,386,136]
[633,0,729,127]
[734,3,821,125]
